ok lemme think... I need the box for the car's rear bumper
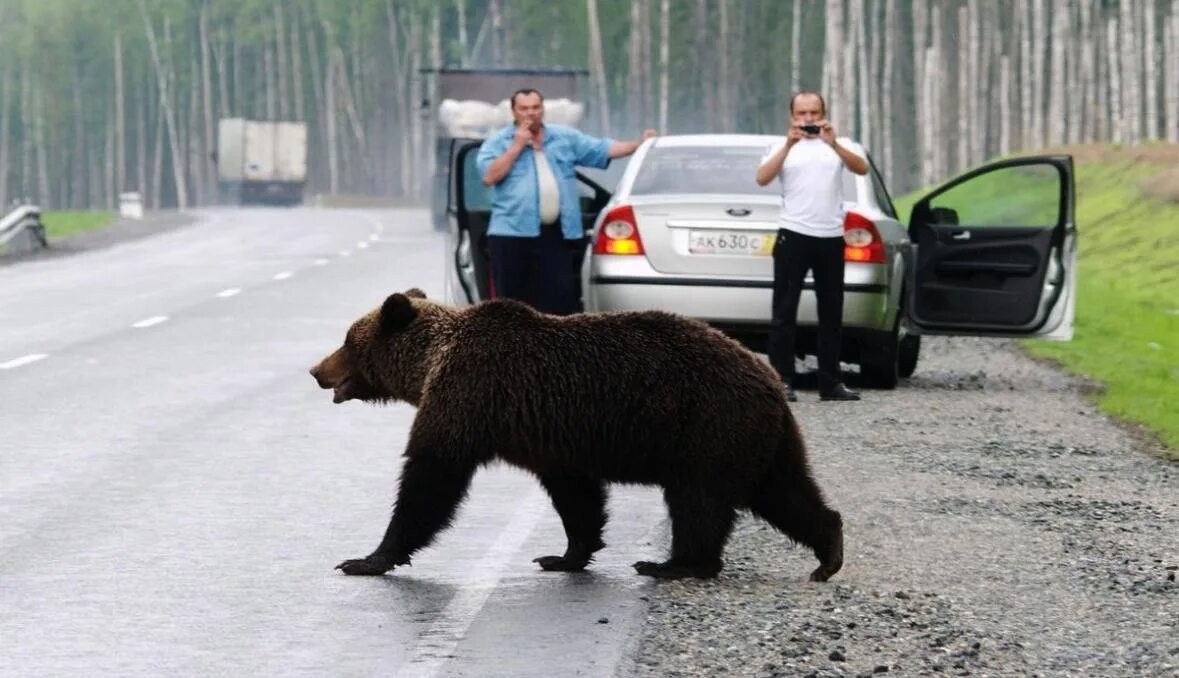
[586,275,891,331]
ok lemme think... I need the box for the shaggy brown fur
[310,288,843,582]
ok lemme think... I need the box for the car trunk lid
[631,198,779,277]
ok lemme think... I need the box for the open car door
[906,155,1077,340]
[445,139,612,307]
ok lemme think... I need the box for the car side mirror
[930,206,959,225]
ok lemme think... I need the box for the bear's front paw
[335,554,394,576]
[533,554,590,572]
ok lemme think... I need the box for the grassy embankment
[894,144,1179,458]
[40,211,117,240]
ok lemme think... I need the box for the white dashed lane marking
[216,288,242,298]
[314,259,329,266]
[357,242,369,249]
[0,354,49,370]
[274,271,293,281]
[131,316,168,329]
[338,251,351,257]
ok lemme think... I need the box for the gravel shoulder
[625,337,1178,677]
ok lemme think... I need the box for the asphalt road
[0,208,666,677]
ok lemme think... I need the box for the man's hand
[513,123,535,149]
[818,120,837,146]
[641,129,657,141]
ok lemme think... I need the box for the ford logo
[726,207,751,217]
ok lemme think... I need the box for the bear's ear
[379,293,418,335]
[404,288,427,299]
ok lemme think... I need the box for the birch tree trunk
[140,6,189,208]
[658,0,669,133]
[956,6,969,172]
[290,4,305,122]
[1144,0,1158,139]
[455,0,469,67]
[719,0,731,132]
[822,0,843,127]
[1048,0,1067,146]
[72,64,86,208]
[20,63,33,201]
[324,36,339,194]
[34,83,51,206]
[1120,0,1137,143]
[1167,9,1179,142]
[586,0,611,135]
[275,3,289,120]
[790,0,802,90]
[0,67,9,208]
[199,5,216,196]
[1107,10,1123,144]
[114,30,126,194]
[627,0,644,131]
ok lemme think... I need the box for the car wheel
[898,333,921,378]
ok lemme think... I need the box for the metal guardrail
[0,204,48,254]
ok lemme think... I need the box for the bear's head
[309,287,442,406]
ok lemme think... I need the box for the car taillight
[843,211,885,264]
[592,205,645,255]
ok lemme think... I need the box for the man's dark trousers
[487,222,578,315]
[767,228,847,391]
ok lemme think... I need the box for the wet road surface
[0,208,666,676]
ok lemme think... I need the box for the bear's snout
[310,349,360,403]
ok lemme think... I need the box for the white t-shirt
[533,148,561,225]
[761,137,858,238]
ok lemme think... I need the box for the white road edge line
[132,316,168,329]
[274,271,293,280]
[216,288,242,298]
[0,354,49,370]
[398,487,546,678]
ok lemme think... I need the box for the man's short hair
[789,91,827,116]
[510,88,544,109]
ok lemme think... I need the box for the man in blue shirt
[477,88,655,315]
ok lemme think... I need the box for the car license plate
[688,230,775,256]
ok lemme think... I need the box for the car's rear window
[629,146,780,196]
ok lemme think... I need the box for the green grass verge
[41,211,116,240]
[894,146,1179,458]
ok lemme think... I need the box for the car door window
[926,164,1060,228]
[868,160,897,219]
[462,150,493,211]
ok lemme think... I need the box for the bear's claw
[632,560,721,580]
[336,555,394,576]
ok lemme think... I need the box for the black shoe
[820,383,860,401]
[783,383,798,402]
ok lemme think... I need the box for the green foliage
[41,210,116,239]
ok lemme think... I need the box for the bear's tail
[748,408,844,582]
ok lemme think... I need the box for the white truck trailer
[216,119,308,206]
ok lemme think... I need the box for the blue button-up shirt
[476,124,612,240]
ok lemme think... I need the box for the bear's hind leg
[533,474,608,571]
[749,468,843,582]
[633,489,734,580]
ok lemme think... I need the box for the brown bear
[309,289,843,582]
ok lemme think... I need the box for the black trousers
[767,229,847,390]
[487,222,578,316]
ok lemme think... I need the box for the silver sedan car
[446,133,1078,389]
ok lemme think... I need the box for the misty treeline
[0,0,1176,211]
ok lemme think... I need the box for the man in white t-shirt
[755,91,870,402]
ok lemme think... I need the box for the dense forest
[0,0,1176,210]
